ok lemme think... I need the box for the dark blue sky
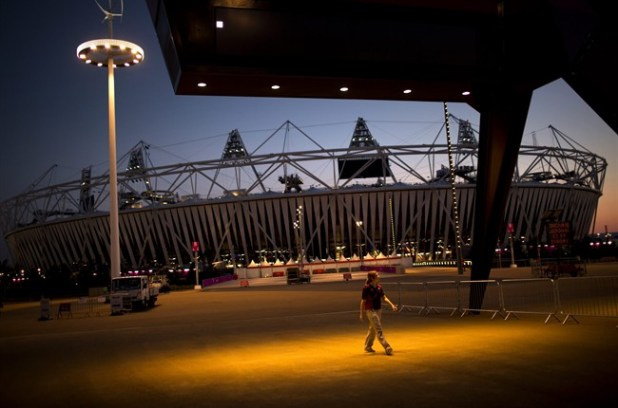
[1,0,616,239]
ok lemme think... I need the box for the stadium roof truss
[0,118,606,235]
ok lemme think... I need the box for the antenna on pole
[95,0,124,38]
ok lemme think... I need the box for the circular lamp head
[77,39,144,67]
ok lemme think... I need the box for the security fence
[384,275,618,325]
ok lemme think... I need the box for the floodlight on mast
[76,0,143,280]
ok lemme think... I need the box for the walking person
[360,271,398,355]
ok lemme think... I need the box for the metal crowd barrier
[384,275,618,325]
[459,280,503,318]
[555,276,618,324]
[424,281,461,316]
[500,278,560,323]
[54,296,110,319]
[392,282,426,314]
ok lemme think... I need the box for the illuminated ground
[1,265,617,408]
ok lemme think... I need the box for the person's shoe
[385,347,393,355]
[364,347,376,353]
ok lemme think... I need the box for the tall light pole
[76,2,143,280]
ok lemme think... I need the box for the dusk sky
[1,1,616,261]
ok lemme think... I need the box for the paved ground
[1,264,616,408]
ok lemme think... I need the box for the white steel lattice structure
[0,117,607,271]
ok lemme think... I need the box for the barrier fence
[459,280,504,318]
[500,278,559,323]
[425,281,461,316]
[36,276,617,324]
[556,276,618,324]
[40,296,110,320]
[383,275,618,325]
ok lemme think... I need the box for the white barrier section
[555,276,618,324]
[459,280,503,318]
[501,278,559,323]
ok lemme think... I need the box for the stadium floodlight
[75,0,143,279]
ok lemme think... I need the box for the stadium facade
[0,116,607,273]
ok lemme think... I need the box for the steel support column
[469,83,532,309]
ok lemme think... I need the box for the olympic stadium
[0,115,607,275]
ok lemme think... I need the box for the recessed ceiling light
[271,84,280,90]
[462,91,471,96]
[197,82,207,88]
[216,21,224,29]
[403,89,412,94]
[339,86,349,92]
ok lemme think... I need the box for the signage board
[548,222,570,246]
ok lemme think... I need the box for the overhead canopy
[146,0,616,133]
